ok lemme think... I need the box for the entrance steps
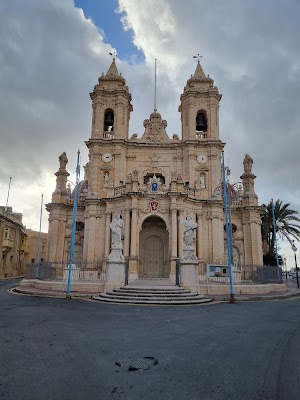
[93,286,212,305]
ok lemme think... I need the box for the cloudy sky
[0,0,299,267]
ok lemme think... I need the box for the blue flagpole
[271,199,280,280]
[37,194,43,263]
[67,150,80,299]
[222,151,235,303]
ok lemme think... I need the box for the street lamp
[291,241,299,289]
[221,152,235,304]
[271,199,280,281]
[37,194,43,263]
[283,256,287,280]
[66,150,81,299]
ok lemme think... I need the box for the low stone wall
[19,279,105,294]
[19,278,288,297]
[198,282,288,296]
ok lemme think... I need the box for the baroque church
[46,58,263,283]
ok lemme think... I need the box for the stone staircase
[93,286,212,305]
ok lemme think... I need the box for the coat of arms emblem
[150,200,159,212]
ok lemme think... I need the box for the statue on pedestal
[109,214,124,246]
[178,215,199,289]
[179,215,197,247]
[106,214,126,290]
[59,152,68,170]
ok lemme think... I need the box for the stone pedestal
[105,244,126,292]
[180,246,199,293]
[180,261,199,292]
[63,264,80,281]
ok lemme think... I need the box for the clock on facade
[197,154,208,164]
[102,153,112,163]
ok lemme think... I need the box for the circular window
[224,223,237,233]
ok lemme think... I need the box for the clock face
[197,154,208,164]
[102,153,112,163]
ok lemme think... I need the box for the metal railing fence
[197,264,282,285]
[25,260,103,281]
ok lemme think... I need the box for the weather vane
[193,54,203,62]
[109,50,118,61]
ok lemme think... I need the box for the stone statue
[109,214,124,246]
[59,152,68,170]
[104,172,110,182]
[179,216,197,247]
[243,154,253,173]
[83,162,90,181]
[199,174,206,189]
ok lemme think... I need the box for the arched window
[196,110,207,132]
[104,108,114,132]
[76,222,84,232]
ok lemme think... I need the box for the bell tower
[90,57,133,140]
[178,59,222,141]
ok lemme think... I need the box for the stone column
[129,205,138,279]
[130,207,137,257]
[170,198,178,279]
[56,217,67,260]
[123,208,131,258]
[47,217,59,261]
[104,211,111,258]
[171,208,178,258]
[212,216,222,263]
[196,212,203,260]
[87,212,97,261]
[178,209,184,258]
[98,212,105,262]
[83,210,89,260]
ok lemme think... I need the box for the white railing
[196,132,208,140]
[231,198,243,207]
[103,131,114,139]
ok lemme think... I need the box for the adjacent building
[0,206,27,278]
[24,229,47,264]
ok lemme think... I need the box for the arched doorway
[139,216,169,278]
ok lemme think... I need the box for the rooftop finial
[193,54,203,63]
[109,50,118,61]
[154,58,157,112]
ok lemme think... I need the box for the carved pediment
[139,112,171,143]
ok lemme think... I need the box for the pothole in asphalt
[115,356,158,371]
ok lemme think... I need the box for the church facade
[46,59,263,283]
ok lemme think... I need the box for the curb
[10,286,300,303]
[0,276,25,281]
[212,291,300,302]
[11,286,93,299]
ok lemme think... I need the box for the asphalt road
[1,279,300,400]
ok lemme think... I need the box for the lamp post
[66,150,81,299]
[221,151,235,303]
[5,177,12,212]
[291,241,299,289]
[283,256,287,280]
[271,199,281,282]
[37,194,43,263]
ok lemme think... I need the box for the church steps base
[93,286,212,305]
[93,295,212,306]
[108,291,200,298]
